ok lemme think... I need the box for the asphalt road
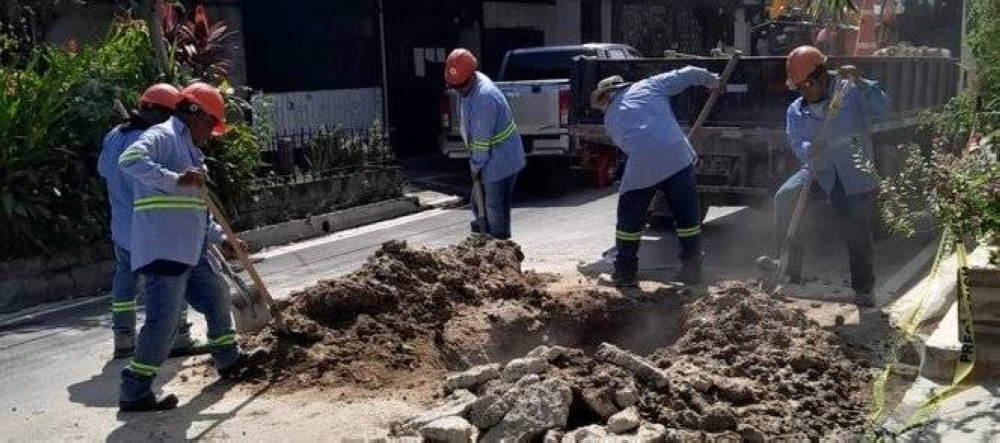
[0,179,933,441]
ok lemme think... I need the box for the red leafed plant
[160,3,233,82]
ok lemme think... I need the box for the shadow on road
[67,358,185,409]
[105,379,271,442]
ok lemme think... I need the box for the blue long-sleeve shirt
[786,77,890,195]
[460,72,526,183]
[118,117,223,271]
[98,127,144,251]
[604,66,718,193]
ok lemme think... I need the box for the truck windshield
[500,49,596,81]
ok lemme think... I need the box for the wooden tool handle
[688,50,742,141]
[203,192,275,308]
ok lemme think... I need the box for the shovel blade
[231,288,272,334]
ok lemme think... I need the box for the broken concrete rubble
[607,407,641,434]
[398,390,477,434]
[595,343,670,389]
[446,364,501,393]
[420,416,478,443]
[500,357,548,382]
[480,378,573,442]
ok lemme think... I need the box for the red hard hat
[181,82,227,136]
[786,45,828,88]
[140,83,181,110]
[445,48,478,87]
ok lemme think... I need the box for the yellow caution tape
[871,227,977,437]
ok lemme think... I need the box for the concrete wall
[267,88,384,135]
[483,0,581,45]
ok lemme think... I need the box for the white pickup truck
[439,43,642,160]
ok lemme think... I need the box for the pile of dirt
[248,238,553,388]
[395,281,871,441]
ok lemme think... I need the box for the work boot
[119,393,179,413]
[673,255,703,285]
[597,272,638,288]
[218,347,269,380]
[113,331,135,360]
[168,337,211,358]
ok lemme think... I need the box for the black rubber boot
[674,255,703,285]
[168,339,211,358]
[119,393,179,412]
[218,347,269,380]
[855,292,875,308]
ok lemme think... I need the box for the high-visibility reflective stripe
[118,148,146,165]
[133,203,207,211]
[676,226,701,238]
[128,360,157,377]
[110,301,137,313]
[133,196,207,212]
[134,196,205,205]
[469,121,517,151]
[615,230,641,241]
[210,332,236,347]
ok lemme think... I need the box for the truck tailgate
[496,79,568,136]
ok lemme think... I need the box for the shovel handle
[203,193,276,310]
[688,50,742,141]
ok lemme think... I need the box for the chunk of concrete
[501,357,549,382]
[468,394,506,429]
[613,385,638,409]
[402,390,478,432]
[562,425,608,443]
[580,384,620,419]
[543,430,563,443]
[481,378,573,442]
[634,423,667,443]
[527,345,571,362]
[594,343,669,389]
[445,364,501,392]
[420,416,477,443]
[607,407,641,434]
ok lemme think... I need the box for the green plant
[303,121,394,173]
[0,20,158,259]
[205,121,263,212]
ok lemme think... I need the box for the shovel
[203,192,290,334]
[472,174,492,236]
[210,245,271,333]
[761,78,852,294]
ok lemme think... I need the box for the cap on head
[181,82,227,136]
[445,48,478,88]
[140,83,181,110]
[786,45,827,89]
[589,75,631,110]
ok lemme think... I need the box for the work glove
[705,74,724,94]
[177,168,207,187]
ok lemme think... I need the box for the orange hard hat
[140,83,181,110]
[181,82,227,136]
[786,45,828,89]
[445,48,478,87]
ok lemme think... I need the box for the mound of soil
[249,238,552,388]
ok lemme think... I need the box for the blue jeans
[110,246,192,349]
[614,165,701,278]
[120,253,239,402]
[472,173,518,240]
[774,170,876,293]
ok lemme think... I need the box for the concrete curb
[0,196,427,316]
[240,197,422,250]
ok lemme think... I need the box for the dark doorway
[383,0,480,158]
[581,0,602,42]
[480,28,545,79]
